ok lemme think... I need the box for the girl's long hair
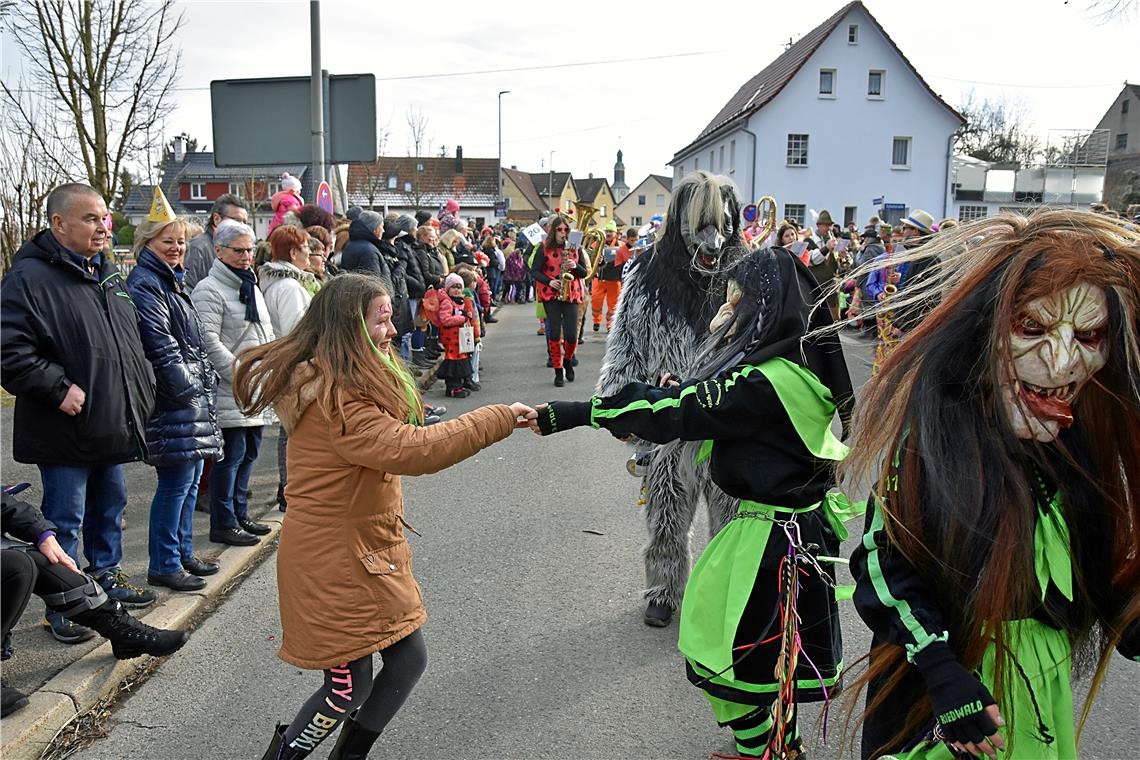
[233,273,422,428]
[831,210,1140,755]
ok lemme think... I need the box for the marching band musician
[530,215,586,387]
[590,221,628,333]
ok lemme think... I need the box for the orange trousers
[591,279,622,328]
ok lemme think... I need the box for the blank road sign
[210,74,377,166]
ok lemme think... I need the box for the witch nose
[1049,325,1079,376]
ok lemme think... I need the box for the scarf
[224,263,261,323]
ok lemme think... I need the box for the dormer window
[848,24,858,44]
[387,175,397,189]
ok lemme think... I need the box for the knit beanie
[395,214,418,235]
[281,172,302,192]
[444,272,464,290]
[414,210,433,226]
[445,198,460,214]
[346,206,363,221]
[358,210,383,232]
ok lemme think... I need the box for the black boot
[70,600,189,660]
[554,368,564,387]
[261,724,310,760]
[328,716,382,760]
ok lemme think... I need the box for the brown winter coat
[273,373,516,670]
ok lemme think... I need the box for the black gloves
[913,643,999,748]
[535,401,591,436]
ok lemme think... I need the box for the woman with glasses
[191,220,276,548]
[530,215,586,386]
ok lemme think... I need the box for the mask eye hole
[1075,328,1103,347]
[1016,316,1046,338]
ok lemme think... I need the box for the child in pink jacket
[268,173,304,234]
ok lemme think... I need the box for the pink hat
[445,199,460,213]
[444,273,464,290]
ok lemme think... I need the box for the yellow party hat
[147,186,177,224]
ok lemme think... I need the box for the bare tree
[406,107,431,159]
[956,90,1042,166]
[1,0,185,205]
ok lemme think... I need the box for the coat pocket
[357,540,411,577]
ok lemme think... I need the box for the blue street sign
[871,196,884,205]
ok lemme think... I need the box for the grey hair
[659,171,739,245]
[208,193,247,229]
[213,219,256,250]
[46,183,103,219]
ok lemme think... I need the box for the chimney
[510,165,517,170]
[455,145,463,174]
[173,135,185,163]
[588,172,594,179]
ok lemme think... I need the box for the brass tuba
[747,195,778,249]
[574,202,609,281]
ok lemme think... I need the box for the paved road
[56,302,1139,759]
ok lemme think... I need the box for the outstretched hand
[509,402,537,429]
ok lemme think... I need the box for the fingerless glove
[536,401,591,436]
[913,642,999,746]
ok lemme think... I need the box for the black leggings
[283,629,428,752]
[2,548,92,643]
[543,300,579,343]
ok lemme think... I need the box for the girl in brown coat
[234,273,534,760]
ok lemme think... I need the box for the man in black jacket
[0,183,157,644]
[1,484,188,717]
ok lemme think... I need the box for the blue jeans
[148,459,204,575]
[38,464,127,575]
[210,426,263,530]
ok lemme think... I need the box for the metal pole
[498,90,510,206]
[309,0,325,187]
[549,149,555,210]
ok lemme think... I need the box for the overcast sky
[4,0,1138,190]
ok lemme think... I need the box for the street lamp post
[498,90,510,216]
[549,149,556,211]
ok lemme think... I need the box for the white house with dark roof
[669,0,964,228]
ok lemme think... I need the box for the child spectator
[436,273,477,398]
[455,267,484,390]
[503,244,527,303]
[268,173,303,235]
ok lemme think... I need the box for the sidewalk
[0,413,285,759]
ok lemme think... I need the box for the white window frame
[387,175,398,190]
[709,149,715,170]
[891,136,912,170]
[694,157,700,170]
[600,204,607,217]
[227,182,244,198]
[189,182,206,200]
[958,205,988,222]
[266,181,281,197]
[719,145,725,172]
[848,24,859,44]
[631,215,643,226]
[784,203,806,226]
[786,133,809,167]
[637,194,647,206]
[403,180,413,192]
[818,68,836,98]
[655,194,665,207]
[867,69,885,99]
[730,139,737,170]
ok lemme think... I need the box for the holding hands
[509,402,538,429]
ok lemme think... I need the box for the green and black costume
[538,249,857,756]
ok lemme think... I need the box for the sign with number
[316,181,333,214]
[742,203,758,223]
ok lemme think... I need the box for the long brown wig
[233,273,422,429]
[831,210,1140,755]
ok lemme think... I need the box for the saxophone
[872,246,899,375]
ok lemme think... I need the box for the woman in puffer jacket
[259,225,317,511]
[126,215,224,593]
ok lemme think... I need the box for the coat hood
[349,218,382,244]
[258,260,316,288]
[273,362,323,434]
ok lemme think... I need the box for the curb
[0,514,284,760]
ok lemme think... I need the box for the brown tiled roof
[346,156,499,208]
[502,167,548,213]
[672,1,963,161]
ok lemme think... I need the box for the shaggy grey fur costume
[595,172,745,616]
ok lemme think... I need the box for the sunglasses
[555,227,569,233]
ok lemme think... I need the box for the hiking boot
[644,601,674,627]
[565,365,575,382]
[261,724,310,760]
[43,612,96,644]
[93,568,156,609]
[1,683,29,718]
[71,600,189,660]
[592,323,600,332]
[327,716,382,760]
[554,368,565,388]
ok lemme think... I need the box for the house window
[267,181,280,197]
[694,157,700,170]
[1123,99,1130,114]
[958,205,988,221]
[719,145,725,171]
[656,194,665,206]
[783,203,806,226]
[631,215,643,226]
[730,139,736,169]
[387,175,397,189]
[892,137,912,169]
[228,182,243,198]
[843,206,858,226]
[190,182,205,200]
[416,162,424,171]
[710,150,715,170]
[601,204,607,217]
[868,70,884,98]
[638,194,647,206]
[848,24,858,44]
[819,69,835,97]
[404,181,413,192]
[786,134,809,166]
[1116,133,1128,150]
